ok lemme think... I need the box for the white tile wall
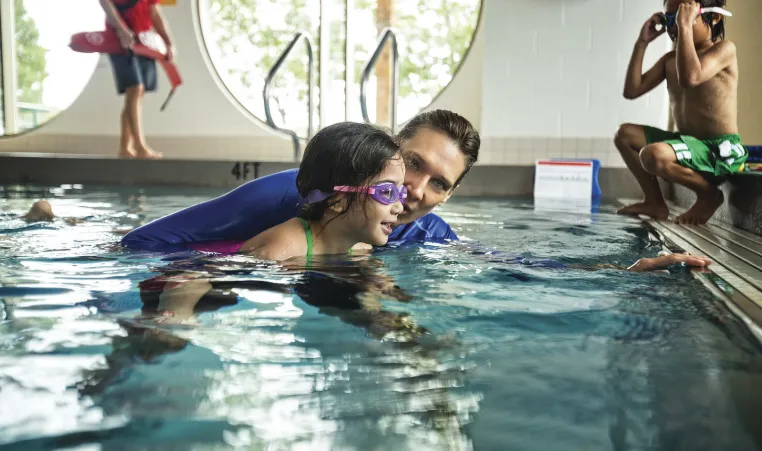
[480,0,671,167]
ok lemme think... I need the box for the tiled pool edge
[0,153,645,200]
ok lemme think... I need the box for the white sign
[534,160,594,212]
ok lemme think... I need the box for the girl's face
[343,155,406,246]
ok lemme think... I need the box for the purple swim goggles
[304,182,408,205]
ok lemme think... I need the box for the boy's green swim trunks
[643,125,748,176]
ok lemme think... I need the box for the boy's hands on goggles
[660,5,732,31]
[641,12,667,43]
[677,2,702,28]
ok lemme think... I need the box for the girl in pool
[238,121,406,261]
[118,122,416,335]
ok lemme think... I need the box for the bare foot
[22,200,55,222]
[118,148,137,159]
[675,189,723,225]
[617,201,669,220]
[134,145,163,160]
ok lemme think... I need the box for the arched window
[0,0,101,135]
[198,0,481,138]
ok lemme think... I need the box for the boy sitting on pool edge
[615,0,747,225]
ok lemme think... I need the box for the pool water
[1,184,762,450]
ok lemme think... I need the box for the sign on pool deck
[533,159,601,213]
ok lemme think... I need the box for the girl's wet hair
[297,122,400,221]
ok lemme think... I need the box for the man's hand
[628,253,712,272]
[116,27,135,49]
[677,2,701,29]
[640,12,667,43]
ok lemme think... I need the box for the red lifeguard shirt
[107,0,159,33]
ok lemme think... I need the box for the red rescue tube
[69,30,182,111]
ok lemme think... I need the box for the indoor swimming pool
[1,184,761,450]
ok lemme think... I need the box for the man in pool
[616,0,745,225]
[121,110,477,248]
[116,110,710,272]
[18,109,708,272]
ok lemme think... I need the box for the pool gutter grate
[618,198,762,344]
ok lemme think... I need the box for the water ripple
[1,193,761,450]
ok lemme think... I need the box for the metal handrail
[359,28,399,133]
[263,32,315,161]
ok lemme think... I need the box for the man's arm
[99,0,134,48]
[149,4,175,60]
[99,0,129,30]
[459,240,711,273]
[121,169,301,251]
[676,12,735,88]
[560,253,712,272]
[627,253,712,272]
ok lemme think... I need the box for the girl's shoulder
[240,218,307,260]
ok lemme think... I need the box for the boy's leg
[614,123,669,219]
[639,143,723,225]
[131,56,161,159]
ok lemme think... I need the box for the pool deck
[0,152,646,200]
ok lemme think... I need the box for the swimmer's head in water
[297,122,405,245]
[663,0,727,43]
[395,110,480,224]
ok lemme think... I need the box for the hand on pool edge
[627,253,713,272]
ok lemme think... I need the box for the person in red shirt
[99,0,175,159]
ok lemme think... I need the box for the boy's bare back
[661,40,738,138]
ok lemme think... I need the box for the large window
[199,0,481,138]
[201,0,322,139]
[0,0,101,136]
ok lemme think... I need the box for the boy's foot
[617,201,669,220]
[675,188,724,225]
[118,148,137,158]
[134,146,163,160]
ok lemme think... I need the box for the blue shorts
[108,53,157,94]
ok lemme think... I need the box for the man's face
[396,127,466,225]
